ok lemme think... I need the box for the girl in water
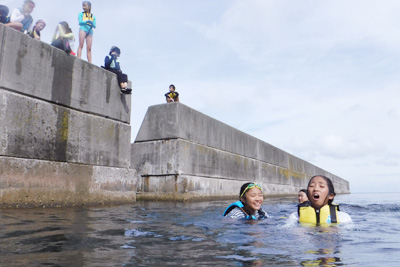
[298,189,309,204]
[289,175,351,225]
[77,1,96,63]
[223,182,267,220]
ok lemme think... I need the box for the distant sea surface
[1,193,399,266]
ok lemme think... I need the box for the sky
[4,0,400,193]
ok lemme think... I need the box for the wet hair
[307,175,336,204]
[239,182,262,199]
[59,21,72,34]
[169,84,175,90]
[239,182,252,198]
[83,1,91,12]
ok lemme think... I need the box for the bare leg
[6,22,23,31]
[86,35,93,63]
[120,82,128,89]
[77,30,86,59]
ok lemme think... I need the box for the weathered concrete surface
[0,24,130,123]
[0,24,136,207]
[132,103,350,200]
[0,157,137,208]
[0,90,131,167]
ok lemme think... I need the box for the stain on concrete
[105,74,112,103]
[78,65,90,106]
[119,92,130,114]
[51,52,73,106]
[55,109,70,162]
[143,176,150,192]
[114,124,120,165]
[15,42,28,75]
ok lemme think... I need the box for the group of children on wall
[1,1,94,61]
[0,1,132,94]
[224,175,352,225]
[1,0,184,98]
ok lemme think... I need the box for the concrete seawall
[0,24,136,207]
[1,23,350,206]
[131,103,350,200]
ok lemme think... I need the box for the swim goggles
[240,183,262,197]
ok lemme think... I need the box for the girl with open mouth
[289,175,352,225]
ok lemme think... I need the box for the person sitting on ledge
[103,46,132,94]
[27,19,45,40]
[51,21,74,54]
[289,175,352,225]
[223,182,267,220]
[6,0,35,32]
[0,5,9,24]
[165,84,179,103]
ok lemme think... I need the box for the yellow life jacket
[83,12,94,22]
[167,92,177,99]
[298,204,340,225]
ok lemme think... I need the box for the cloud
[316,134,378,159]
[191,0,400,97]
[376,154,400,167]
[195,0,400,55]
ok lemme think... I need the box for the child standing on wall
[77,1,96,63]
[165,84,179,103]
[103,46,132,94]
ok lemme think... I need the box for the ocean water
[1,193,399,266]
